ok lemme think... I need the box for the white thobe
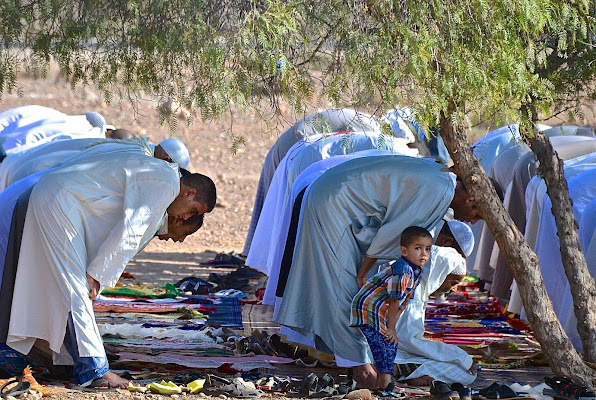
[242,109,383,255]
[474,144,529,279]
[7,152,179,362]
[394,246,476,385]
[246,131,417,273]
[530,168,596,350]
[0,137,152,191]
[466,125,521,272]
[276,155,455,363]
[490,136,596,302]
[0,105,103,155]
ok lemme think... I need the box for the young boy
[350,226,433,392]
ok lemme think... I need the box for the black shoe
[478,382,517,399]
[431,381,460,400]
[451,383,472,400]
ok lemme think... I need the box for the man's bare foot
[404,375,434,387]
[353,364,377,389]
[101,371,129,389]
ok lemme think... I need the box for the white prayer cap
[85,111,107,132]
[447,220,475,259]
[159,138,190,169]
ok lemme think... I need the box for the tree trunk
[438,109,596,389]
[522,128,596,362]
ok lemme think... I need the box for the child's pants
[360,325,398,374]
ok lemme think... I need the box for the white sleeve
[87,168,178,288]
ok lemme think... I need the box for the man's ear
[184,187,197,198]
[401,245,407,256]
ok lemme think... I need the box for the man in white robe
[275,155,482,388]
[489,135,596,303]
[243,108,384,256]
[246,131,416,273]
[0,105,105,155]
[0,137,190,190]
[521,168,596,350]
[6,151,216,388]
[394,222,476,386]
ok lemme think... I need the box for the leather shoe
[431,381,460,400]
[451,383,472,400]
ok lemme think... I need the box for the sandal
[300,373,319,397]
[544,377,596,400]
[375,383,406,399]
[1,378,31,398]
[70,377,118,392]
[202,375,263,398]
[475,382,528,400]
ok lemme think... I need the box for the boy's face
[401,236,433,267]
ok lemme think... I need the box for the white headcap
[447,220,475,259]
[159,138,190,169]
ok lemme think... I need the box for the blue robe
[276,155,454,363]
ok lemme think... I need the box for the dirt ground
[1,73,557,399]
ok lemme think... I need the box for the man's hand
[385,328,398,345]
[467,361,477,374]
[356,274,367,288]
[87,273,100,300]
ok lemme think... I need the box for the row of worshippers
[0,105,216,389]
[465,123,596,354]
[242,108,495,390]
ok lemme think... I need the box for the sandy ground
[1,73,556,399]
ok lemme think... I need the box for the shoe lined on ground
[476,381,520,399]
[431,380,460,400]
[374,382,405,399]
[202,374,263,398]
[451,382,472,400]
[0,378,31,397]
[544,377,596,400]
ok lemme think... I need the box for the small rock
[171,395,179,398]
[133,396,145,400]
[344,389,372,400]
[5,396,17,400]
[198,393,207,397]
[219,395,228,399]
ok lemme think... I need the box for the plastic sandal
[69,377,118,392]
[1,378,31,398]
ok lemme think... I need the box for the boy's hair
[440,223,463,255]
[400,226,432,246]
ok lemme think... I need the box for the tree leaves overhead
[0,0,595,130]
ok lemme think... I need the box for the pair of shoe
[202,375,263,398]
[477,382,518,399]
[175,276,214,295]
[0,378,31,398]
[544,376,596,400]
[431,381,471,400]
[375,382,405,399]
[300,373,341,398]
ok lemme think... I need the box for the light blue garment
[276,155,455,363]
[471,125,520,173]
[534,168,596,350]
[246,131,411,273]
[243,109,382,255]
[263,149,395,307]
